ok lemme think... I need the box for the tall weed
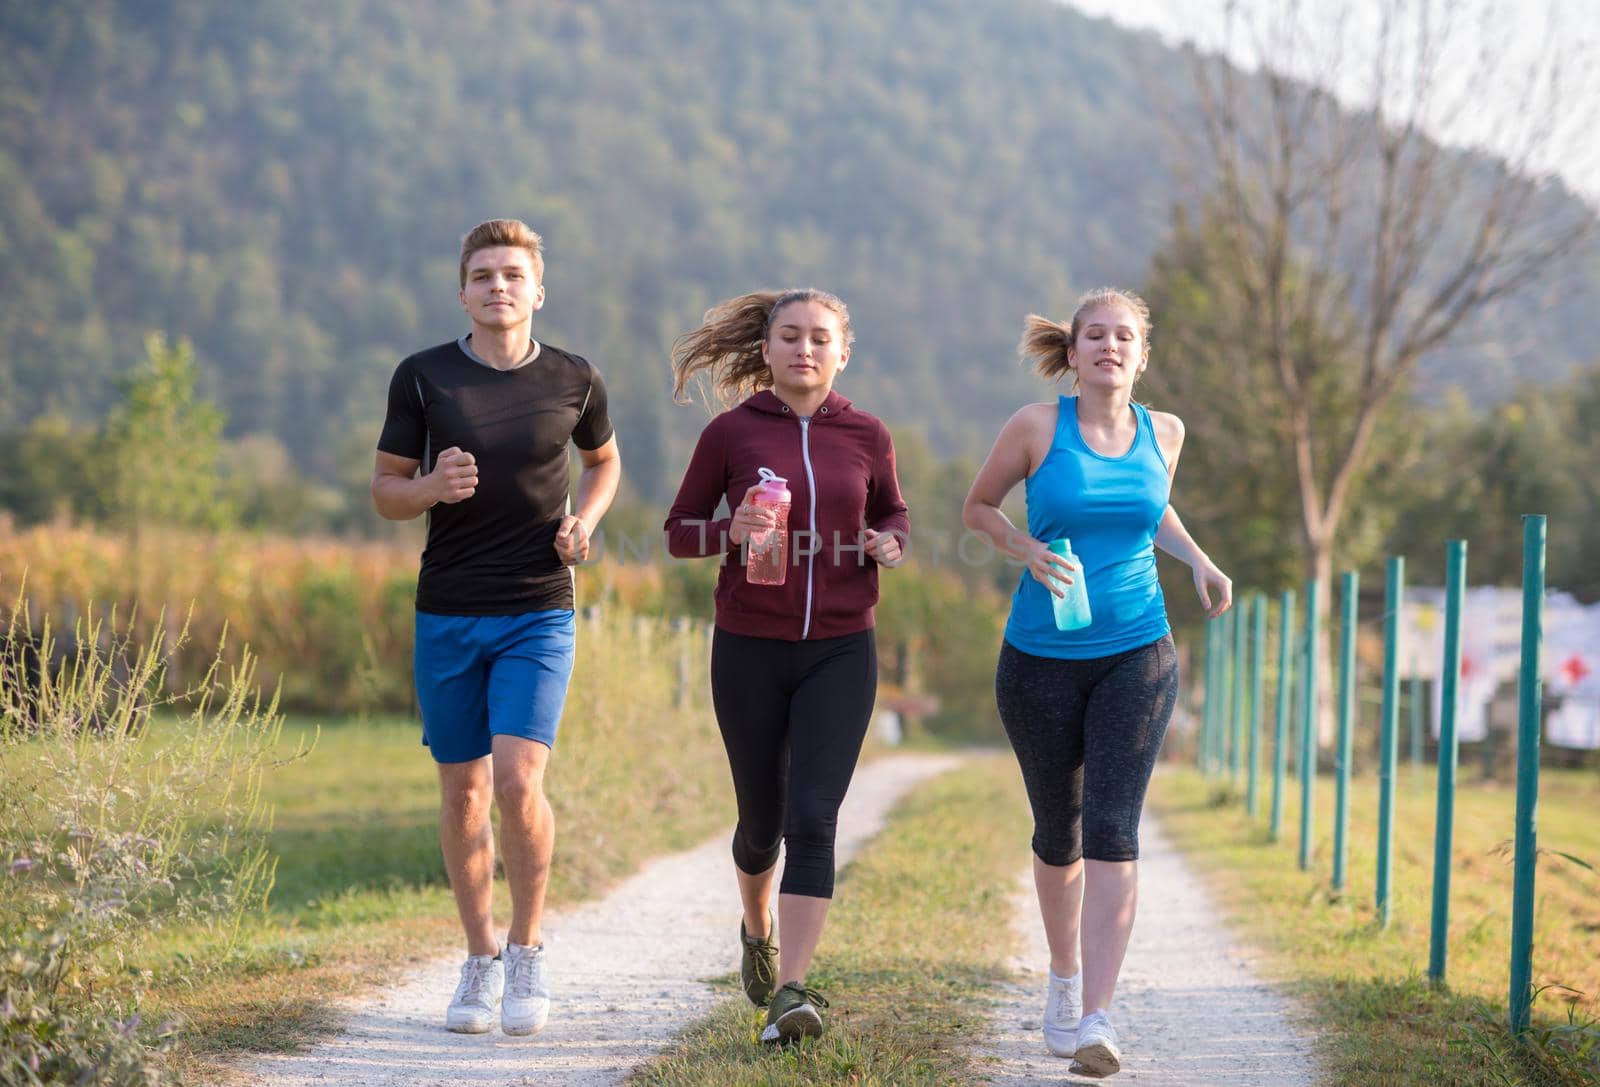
[0,598,306,1085]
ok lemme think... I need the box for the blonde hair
[671,288,853,406]
[459,218,545,287]
[1020,287,1152,385]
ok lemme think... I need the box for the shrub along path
[976,803,1319,1084]
[239,752,963,1086]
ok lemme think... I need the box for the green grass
[1147,763,1600,1086]
[121,612,738,1080]
[130,717,464,1070]
[635,753,1033,1086]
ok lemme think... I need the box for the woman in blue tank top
[963,288,1230,1077]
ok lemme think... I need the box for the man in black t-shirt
[372,219,620,1037]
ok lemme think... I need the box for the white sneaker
[1072,1009,1122,1078]
[502,942,550,1036]
[445,953,504,1034]
[1042,968,1082,1057]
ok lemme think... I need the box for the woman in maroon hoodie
[664,288,909,1045]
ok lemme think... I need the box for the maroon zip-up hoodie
[664,389,910,641]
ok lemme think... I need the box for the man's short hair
[459,219,545,287]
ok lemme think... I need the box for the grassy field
[636,754,1034,1086]
[24,584,1594,1086]
[1147,762,1600,1086]
[124,612,738,1081]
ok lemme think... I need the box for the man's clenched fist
[430,447,478,505]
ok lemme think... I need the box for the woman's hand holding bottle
[729,485,779,546]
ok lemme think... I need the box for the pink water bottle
[745,467,791,586]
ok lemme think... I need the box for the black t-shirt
[377,338,613,615]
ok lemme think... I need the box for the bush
[0,599,304,1084]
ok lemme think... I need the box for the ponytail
[1019,314,1075,382]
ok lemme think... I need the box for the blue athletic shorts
[413,609,577,763]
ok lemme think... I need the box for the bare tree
[1170,0,1598,740]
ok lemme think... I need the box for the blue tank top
[1004,396,1172,659]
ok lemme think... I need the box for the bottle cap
[756,467,789,498]
[1048,538,1073,556]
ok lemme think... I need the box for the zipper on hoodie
[799,415,818,639]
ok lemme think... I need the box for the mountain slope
[0,0,1592,500]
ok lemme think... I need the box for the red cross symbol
[1460,654,1476,678]
[1560,653,1591,687]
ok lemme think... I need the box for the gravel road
[975,810,1320,1085]
[239,752,961,1086]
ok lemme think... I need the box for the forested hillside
[2,0,1596,504]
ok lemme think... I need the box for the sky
[1058,0,1600,205]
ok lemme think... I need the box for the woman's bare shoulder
[1147,408,1186,465]
[1007,399,1060,436]
[1148,408,1185,442]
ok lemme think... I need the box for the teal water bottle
[1048,538,1092,632]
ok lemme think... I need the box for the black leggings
[710,627,877,899]
[995,636,1178,865]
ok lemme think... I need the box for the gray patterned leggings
[995,635,1178,865]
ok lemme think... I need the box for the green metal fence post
[1218,607,1234,779]
[1247,592,1266,818]
[1377,556,1405,927]
[1510,516,1546,1033]
[1271,589,1295,842]
[1232,602,1248,785]
[1333,570,1358,893]
[1429,540,1466,985]
[1203,617,1216,778]
[1298,577,1320,872]
[1200,618,1215,772]
[1409,675,1424,767]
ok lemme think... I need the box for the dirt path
[976,812,1320,1085]
[240,752,962,1086]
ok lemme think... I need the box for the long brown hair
[1019,287,1152,386]
[671,288,853,406]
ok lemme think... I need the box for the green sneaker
[759,981,829,1045]
[739,911,779,1006]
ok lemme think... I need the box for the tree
[99,333,231,540]
[0,413,102,524]
[1169,0,1598,738]
[1384,367,1598,601]
[225,432,341,533]
[1141,205,1425,615]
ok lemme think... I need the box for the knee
[1033,840,1083,867]
[441,763,492,806]
[784,796,839,849]
[441,774,493,832]
[1081,815,1139,862]
[777,817,838,899]
[732,825,781,875]
[1032,828,1083,868]
[1030,807,1083,867]
[494,772,545,814]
